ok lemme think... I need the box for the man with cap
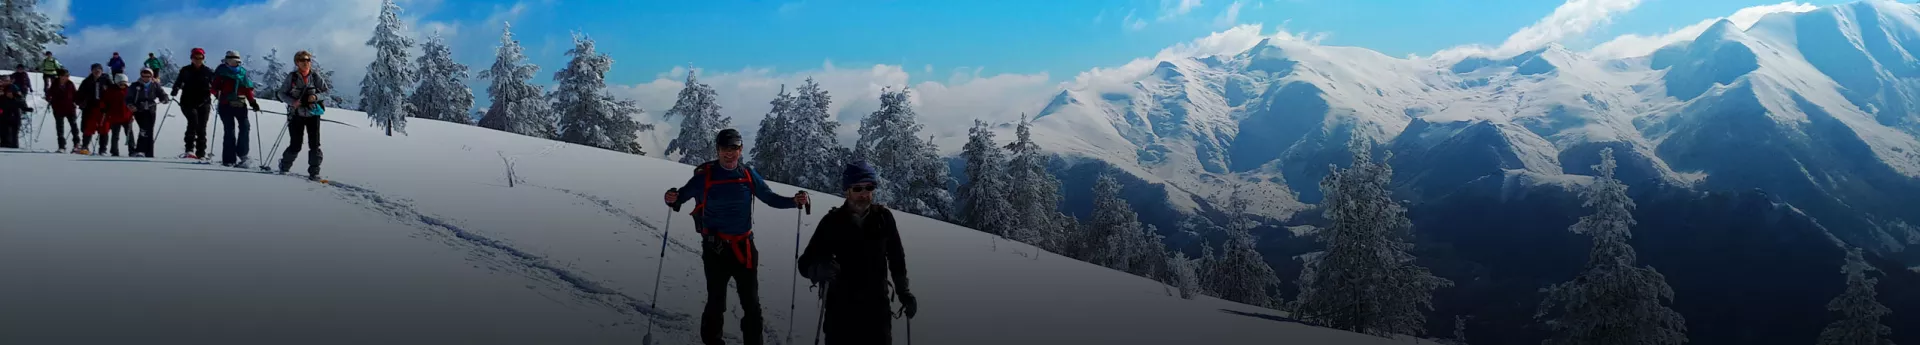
[143,53,164,76]
[211,50,262,167]
[108,52,127,75]
[663,128,812,345]
[38,51,61,92]
[797,160,919,345]
[128,67,172,157]
[172,47,217,159]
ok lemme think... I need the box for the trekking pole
[31,107,48,150]
[787,191,811,344]
[641,188,680,345]
[813,282,830,345]
[260,121,288,171]
[251,108,263,164]
[154,103,173,145]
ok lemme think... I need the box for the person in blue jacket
[664,127,811,345]
[108,52,127,75]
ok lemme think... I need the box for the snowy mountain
[965,1,1920,263]
[0,73,1421,344]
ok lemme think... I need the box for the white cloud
[1428,0,1643,60]
[1159,0,1205,21]
[1587,1,1817,59]
[1094,8,1107,24]
[37,0,72,27]
[609,62,1058,152]
[1214,1,1245,28]
[1124,9,1148,31]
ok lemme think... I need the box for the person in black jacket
[9,64,29,96]
[171,48,216,159]
[128,68,171,157]
[0,82,30,148]
[797,160,918,345]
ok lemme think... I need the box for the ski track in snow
[523,182,701,255]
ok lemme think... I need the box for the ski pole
[788,191,811,344]
[31,107,48,150]
[261,121,288,171]
[641,188,680,345]
[813,282,829,345]
[252,108,263,164]
[154,103,172,146]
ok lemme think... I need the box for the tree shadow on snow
[1218,309,1307,325]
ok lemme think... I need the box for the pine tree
[854,87,952,219]
[1128,224,1171,282]
[1170,250,1202,300]
[157,49,180,85]
[0,0,66,68]
[958,119,1014,238]
[1296,138,1453,337]
[257,49,288,101]
[1201,182,1285,309]
[550,33,650,155]
[783,78,845,193]
[1002,113,1069,252]
[751,85,795,181]
[1816,247,1895,345]
[663,69,728,164]
[476,22,555,138]
[1536,147,1687,345]
[409,31,474,125]
[361,0,414,136]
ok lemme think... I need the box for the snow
[0,71,1418,344]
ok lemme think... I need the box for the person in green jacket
[38,51,61,92]
[144,53,164,75]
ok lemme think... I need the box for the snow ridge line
[312,179,696,327]
[523,183,701,254]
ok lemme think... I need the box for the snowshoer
[103,73,133,157]
[45,68,77,151]
[77,64,108,155]
[0,82,29,148]
[38,51,60,92]
[108,52,127,75]
[144,53,163,74]
[9,64,29,96]
[277,50,328,179]
[211,50,262,167]
[128,68,171,157]
[797,160,918,345]
[171,48,216,159]
[663,128,813,345]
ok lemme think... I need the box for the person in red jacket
[211,50,261,167]
[103,73,133,157]
[44,68,77,152]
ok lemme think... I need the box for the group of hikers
[1,48,332,180]
[666,128,918,345]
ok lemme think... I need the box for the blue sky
[52,0,1850,86]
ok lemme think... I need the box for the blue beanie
[842,160,877,190]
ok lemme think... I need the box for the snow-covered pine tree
[783,77,845,193]
[854,87,952,218]
[409,31,474,125]
[1170,250,1202,300]
[257,49,288,101]
[908,135,954,220]
[157,49,180,85]
[663,69,728,164]
[1202,182,1284,309]
[1295,138,1452,337]
[1536,147,1687,345]
[1128,224,1171,282]
[476,22,555,139]
[1002,113,1069,252]
[751,85,795,181]
[958,119,1014,238]
[0,0,66,68]
[1087,172,1138,267]
[361,0,414,136]
[1816,247,1894,345]
[550,33,650,155]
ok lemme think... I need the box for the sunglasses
[719,145,743,152]
[296,58,311,63]
[848,184,876,193]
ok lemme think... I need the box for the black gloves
[898,291,917,318]
[249,99,261,112]
[803,260,839,283]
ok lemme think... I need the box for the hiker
[128,68,171,157]
[144,53,164,75]
[797,160,918,345]
[76,64,107,155]
[108,52,127,75]
[211,50,261,167]
[277,50,329,180]
[103,73,133,157]
[9,64,29,96]
[45,68,77,152]
[663,128,812,345]
[38,51,60,92]
[0,81,29,148]
[171,48,216,160]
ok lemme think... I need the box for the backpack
[691,162,761,268]
[221,66,251,108]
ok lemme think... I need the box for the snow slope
[0,72,1418,344]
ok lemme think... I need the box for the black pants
[820,283,896,345]
[108,121,131,156]
[280,115,323,175]
[0,112,19,148]
[182,102,210,157]
[703,234,763,345]
[217,105,249,164]
[134,110,156,157]
[54,113,76,150]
